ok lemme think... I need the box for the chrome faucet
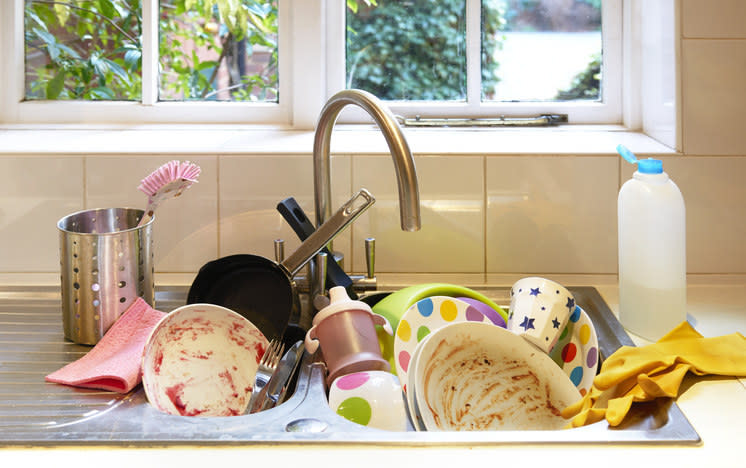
[313,89,421,231]
[312,89,421,292]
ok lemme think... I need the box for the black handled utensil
[277,196,358,299]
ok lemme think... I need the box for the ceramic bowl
[142,303,268,417]
[412,321,581,431]
[393,296,496,392]
[328,370,409,432]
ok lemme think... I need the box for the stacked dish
[380,278,600,431]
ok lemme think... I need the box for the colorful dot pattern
[332,373,373,425]
[548,305,599,396]
[394,297,492,394]
[328,371,407,431]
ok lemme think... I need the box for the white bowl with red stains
[142,303,268,417]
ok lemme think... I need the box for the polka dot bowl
[393,296,496,393]
[548,305,599,396]
[328,371,409,432]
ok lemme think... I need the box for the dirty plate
[393,296,495,393]
[413,321,581,431]
[142,303,268,417]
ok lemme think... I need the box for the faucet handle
[365,237,375,279]
[313,252,330,311]
[274,238,285,263]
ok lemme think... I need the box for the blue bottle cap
[616,144,663,174]
[637,158,663,174]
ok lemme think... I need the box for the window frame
[1,0,302,125]
[328,0,623,125]
[1,0,622,127]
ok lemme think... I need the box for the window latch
[396,114,568,128]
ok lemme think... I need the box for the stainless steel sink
[0,285,700,446]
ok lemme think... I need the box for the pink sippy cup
[305,286,392,385]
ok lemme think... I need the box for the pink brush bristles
[138,160,201,196]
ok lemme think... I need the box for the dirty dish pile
[327,278,598,431]
[142,303,268,417]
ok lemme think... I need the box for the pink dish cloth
[45,297,166,393]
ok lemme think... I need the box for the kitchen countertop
[2,280,745,467]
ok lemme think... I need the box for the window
[0,0,621,126]
[333,0,621,124]
[1,0,290,124]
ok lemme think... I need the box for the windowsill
[0,124,677,156]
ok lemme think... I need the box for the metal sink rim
[0,285,701,446]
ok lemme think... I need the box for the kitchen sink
[0,285,700,446]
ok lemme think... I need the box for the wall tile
[682,0,746,38]
[86,156,218,273]
[219,155,352,266]
[486,156,617,274]
[622,156,746,273]
[351,155,484,274]
[0,157,84,272]
[681,40,746,155]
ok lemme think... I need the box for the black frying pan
[276,196,358,299]
[187,189,375,343]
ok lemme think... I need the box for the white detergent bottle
[616,145,686,341]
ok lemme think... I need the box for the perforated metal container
[57,208,154,345]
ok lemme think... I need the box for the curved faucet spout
[313,89,421,232]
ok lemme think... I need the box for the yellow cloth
[562,321,746,427]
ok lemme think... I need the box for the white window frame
[1,0,622,127]
[328,0,622,125]
[0,0,313,126]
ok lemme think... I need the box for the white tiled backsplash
[1,150,744,280]
[1,0,744,281]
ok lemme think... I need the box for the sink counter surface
[1,281,745,466]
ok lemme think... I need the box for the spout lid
[310,286,393,335]
[312,286,373,326]
[616,144,663,174]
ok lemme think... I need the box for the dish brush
[136,160,201,227]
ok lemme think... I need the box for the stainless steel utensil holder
[57,208,154,345]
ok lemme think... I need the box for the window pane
[346,0,467,101]
[159,0,278,102]
[485,0,602,102]
[24,0,142,101]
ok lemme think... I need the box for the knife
[251,340,305,413]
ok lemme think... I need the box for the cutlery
[246,339,284,414]
[255,341,305,412]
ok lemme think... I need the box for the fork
[246,339,284,414]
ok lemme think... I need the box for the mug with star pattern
[508,277,576,354]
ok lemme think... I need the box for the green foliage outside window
[346,0,504,101]
[24,0,278,101]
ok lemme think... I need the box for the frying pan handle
[276,196,357,298]
[282,189,376,277]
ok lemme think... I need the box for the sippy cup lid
[312,286,374,326]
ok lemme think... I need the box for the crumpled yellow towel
[562,321,746,427]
